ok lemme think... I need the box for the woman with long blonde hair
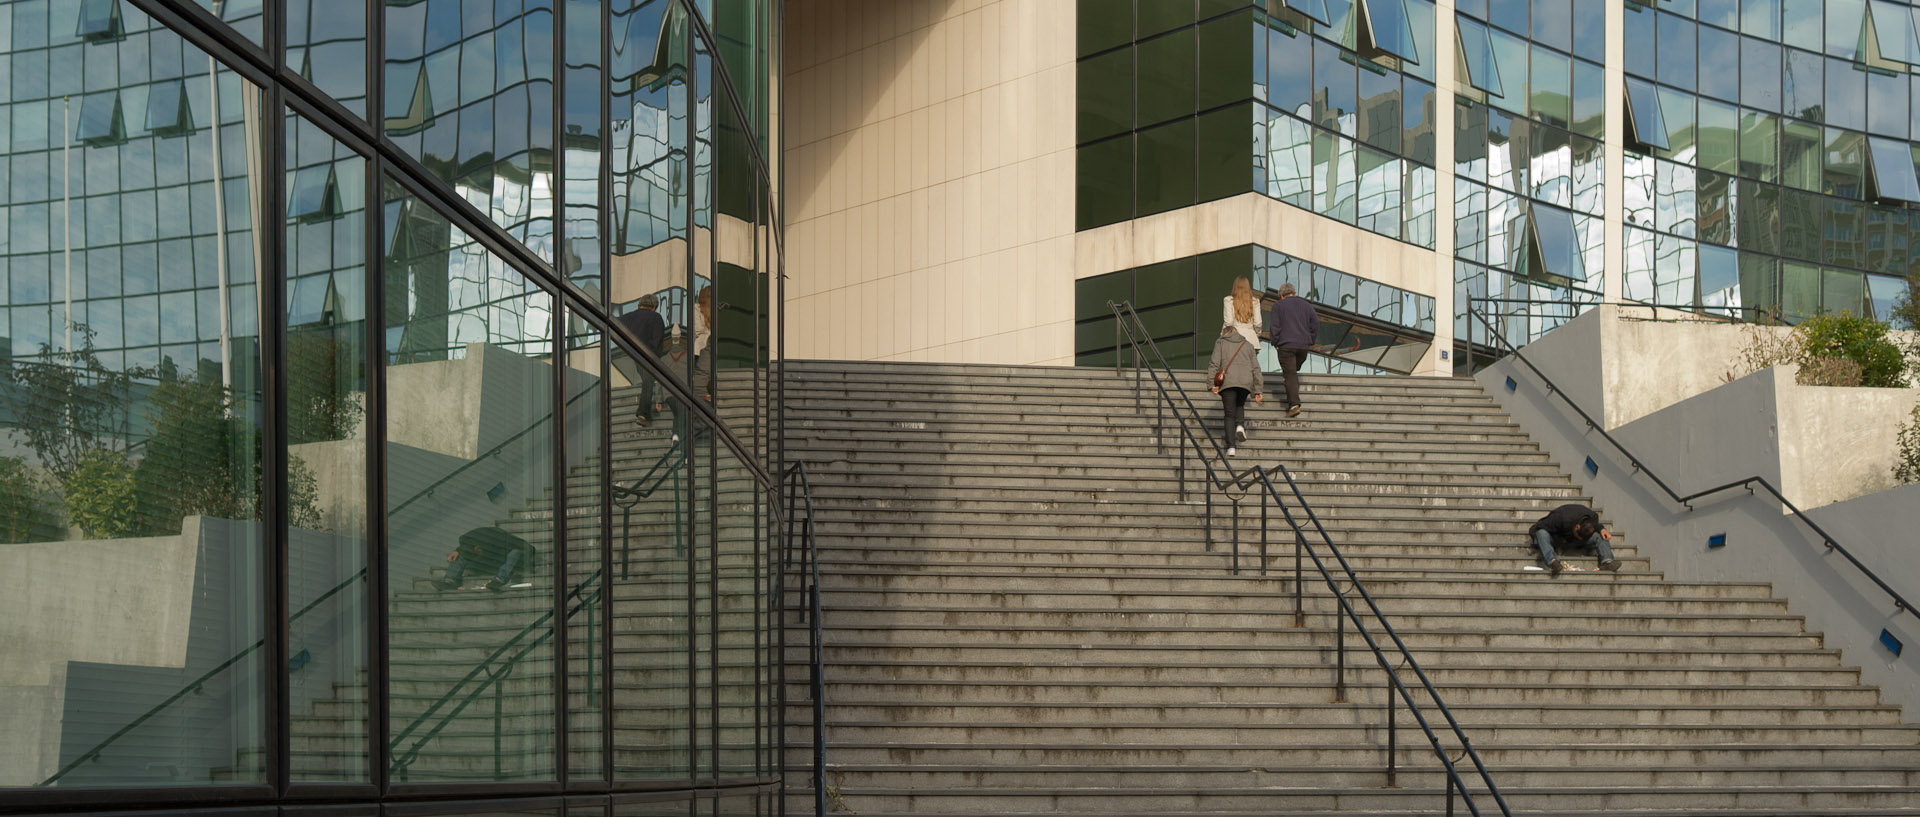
[1223,276,1262,349]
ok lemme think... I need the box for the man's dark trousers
[1276,347,1308,408]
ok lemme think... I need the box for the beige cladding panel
[783,0,1078,365]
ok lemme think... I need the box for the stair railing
[781,461,826,817]
[38,376,651,787]
[614,433,688,579]
[1467,297,1915,622]
[1108,300,1512,817]
[387,568,603,781]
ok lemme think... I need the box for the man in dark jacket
[434,526,536,592]
[1267,283,1319,417]
[614,294,668,424]
[1528,503,1619,575]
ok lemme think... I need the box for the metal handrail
[615,434,688,579]
[1108,300,1511,816]
[39,378,668,787]
[389,569,604,780]
[1467,298,1915,621]
[781,461,826,817]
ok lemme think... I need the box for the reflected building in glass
[0,0,782,815]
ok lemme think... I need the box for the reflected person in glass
[434,526,537,592]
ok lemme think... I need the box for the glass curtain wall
[1452,0,1607,359]
[0,2,783,816]
[1620,0,1917,327]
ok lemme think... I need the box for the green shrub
[65,449,143,539]
[1793,313,1908,388]
[287,455,325,531]
[0,456,58,544]
[1798,355,1865,387]
[1898,404,1920,486]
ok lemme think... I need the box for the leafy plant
[1724,324,1802,383]
[1797,355,1865,387]
[1897,404,1920,485]
[0,456,58,544]
[1,325,137,486]
[287,329,365,445]
[134,377,253,534]
[64,449,142,539]
[1793,312,1908,388]
[286,455,325,531]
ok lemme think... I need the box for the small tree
[286,329,365,445]
[65,449,143,539]
[1794,313,1908,388]
[2,325,138,486]
[1897,404,1920,485]
[0,456,58,543]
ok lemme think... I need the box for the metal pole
[1204,479,1213,552]
[1446,769,1457,817]
[1293,529,1304,627]
[1386,691,1397,786]
[1230,497,1240,574]
[620,506,632,580]
[493,667,505,780]
[1334,607,1347,702]
[1260,496,1269,577]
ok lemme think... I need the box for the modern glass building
[0,0,784,814]
[1063,0,1920,376]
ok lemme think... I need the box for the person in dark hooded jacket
[1528,503,1620,575]
[1207,324,1263,457]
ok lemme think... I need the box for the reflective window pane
[5,11,268,790]
[288,0,369,117]
[383,179,557,782]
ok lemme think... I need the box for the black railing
[1467,297,1916,622]
[781,461,825,817]
[388,569,603,781]
[39,375,642,787]
[1109,300,1513,816]
[615,434,688,579]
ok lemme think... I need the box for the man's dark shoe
[1546,558,1567,576]
[485,579,506,593]
[1287,404,1302,417]
[431,578,458,591]
[1598,559,1622,572]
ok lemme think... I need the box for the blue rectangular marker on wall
[1505,376,1517,392]
[1882,629,1904,657]
[1584,456,1599,476]
[1707,533,1727,549]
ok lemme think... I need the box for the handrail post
[1204,478,1213,552]
[1446,769,1457,817]
[1230,496,1241,575]
[493,665,505,780]
[1386,691,1397,787]
[1293,528,1304,627]
[1259,495,1269,577]
[1178,437,1188,502]
[1334,606,1347,703]
[620,506,632,580]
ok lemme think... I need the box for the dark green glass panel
[1782,260,1822,320]
[1077,136,1135,230]
[1455,99,1488,180]
[1140,0,1197,37]
[1825,198,1866,268]
[1197,10,1255,110]
[1864,205,1910,274]
[1079,0,1134,56]
[1136,259,1196,309]
[1075,269,1134,320]
[1078,46,1134,143]
[1200,0,1256,17]
[1404,78,1436,165]
[1074,315,1123,359]
[1138,118,1198,216]
[1658,85,1696,159]
[1138,31,1197,126]
[1198,103,1255,202]
[1571,58,1603,139]
[1740,253,1783,314]
[1196,245,1255,311]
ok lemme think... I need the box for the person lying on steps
[1527,502,1620,575]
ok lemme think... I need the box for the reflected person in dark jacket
[1528,503,1620,575]
[1267,283,1319,417]
[433,526,536,592]
[615,294,668,425]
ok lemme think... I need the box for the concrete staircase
[781,360,1920,816]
